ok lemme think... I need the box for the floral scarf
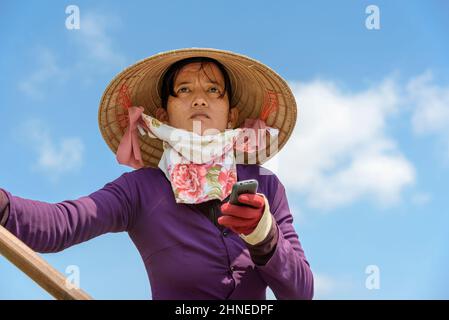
[133,113,278,204]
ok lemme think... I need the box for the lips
[190,112,210,119]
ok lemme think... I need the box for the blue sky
[0,0,448,299]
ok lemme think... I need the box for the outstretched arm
[0,172,137,253]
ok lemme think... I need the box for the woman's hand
[218,193,265,235]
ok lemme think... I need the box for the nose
[192,98,207,108]
[192,93,208,108]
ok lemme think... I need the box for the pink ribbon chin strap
[116,106,146,169]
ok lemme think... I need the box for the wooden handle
[0,225,93,300]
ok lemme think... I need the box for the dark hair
[159,57,233,110]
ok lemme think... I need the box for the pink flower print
[218,168,237,199]
[170,163,207,200]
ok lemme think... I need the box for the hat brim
[98,47,297,168]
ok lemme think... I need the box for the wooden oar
[0,225,93,300]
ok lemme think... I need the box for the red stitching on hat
[117,83,132,110]
[260,90,279,122]
[115,83,132,129]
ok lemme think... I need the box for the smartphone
[228,179,259,207]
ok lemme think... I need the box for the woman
[0,48,313,300]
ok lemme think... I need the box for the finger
[221,207,260,220]
[228,226,240,235]
[220,203,261,220]
[218,215,256,228]
[233,224,259,235]
[218,215,259,228]
[238,193,265,208]
[220,202,259,219]
[226,223,258,236]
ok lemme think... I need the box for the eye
[208,86,221,94]
[177,87,190,93]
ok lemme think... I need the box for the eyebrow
[175,80,222,87]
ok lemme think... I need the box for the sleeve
[239,194,279,265]
[244,217,279,266]
[0,172,138,254]
[0,189,10,226]
[254,177,314,300]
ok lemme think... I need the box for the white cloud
[18,47,67,99]
[408,71,449,158]
[16,119,84,182]
[313,273,337,299]
[265,77,416,209]
[313,273,358,299]
[19,11,126,99]
[266,273,351,299]
[73,12,126,68]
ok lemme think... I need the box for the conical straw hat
[98,48,297,168]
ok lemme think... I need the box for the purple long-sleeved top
[0,164,313,299]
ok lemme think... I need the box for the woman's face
[159,62,238,135]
